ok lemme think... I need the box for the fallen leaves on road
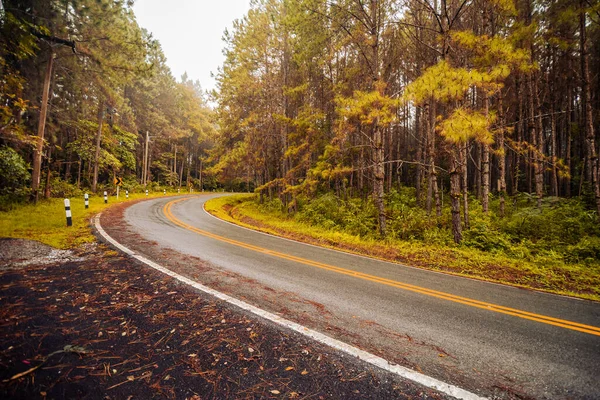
[0,240,448,399]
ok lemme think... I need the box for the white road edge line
[94,213,485,400]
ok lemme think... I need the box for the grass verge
[0,192,183,249]
[205,194,600,302]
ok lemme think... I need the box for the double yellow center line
[164,198,600,337]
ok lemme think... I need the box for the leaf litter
[0,238,450,399]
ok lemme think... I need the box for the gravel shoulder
[0,235,450,399]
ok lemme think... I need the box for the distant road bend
[110,194,600,399]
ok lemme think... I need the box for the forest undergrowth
[206,191,600,302]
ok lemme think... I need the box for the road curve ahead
[119,194,600,399]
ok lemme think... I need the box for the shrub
[500,198,599,246]
[0,146,30,195]
[50,178,83,198]
[565,237,600,264]
[297,192,341,228]
[462,222,511,252]
[341,198,378,237]
[257,196,286,216]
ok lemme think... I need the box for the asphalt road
[120,194,600,399]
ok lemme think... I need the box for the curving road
[114,194,600,399]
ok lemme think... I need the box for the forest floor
[0,238,449,400]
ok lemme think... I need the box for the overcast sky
[132,0,251,94]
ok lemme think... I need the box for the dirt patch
[0,238,85,270]
[0,241,450,399]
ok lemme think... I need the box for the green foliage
[151,160,178,186]
[499,197,600,246]
[0,146,30,195]
[295,193,378,237]
[462,222,511,252]
[565,237,600,264]
[385,189,438,240]
[266,189,600,266]
[49,178,83,198]
[257,197,286,216]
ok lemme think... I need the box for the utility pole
[31,51,55,203]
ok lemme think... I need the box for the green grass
[205,194,600,302]
[0,190,184,249]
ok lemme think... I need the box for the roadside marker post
[84,193,89,209]
[116,185,120,200]
[104,191,108,204]
[64,199,72,227]
[177,188,180,194]
[164,189,166,195]
[126,190,129,199]
[145,189,148,196]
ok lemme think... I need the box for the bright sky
[133,0,251,94]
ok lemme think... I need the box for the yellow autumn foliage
[439,108,496,145]
[403,60,504,104]
[337,82,399,126]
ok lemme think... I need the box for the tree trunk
[461,142,470,229]
[497,91,507,216]
[44,146,53,199]
[77,158,82,189]
[199,158,203,191]
[514,76,524,194]
[426,101,441,217]
[566,83,573,197]
[425,103,433,214]
[415,106,423,203]
[528,76,542,208]
[373,124,386,236]
[450,149,462,244]
[369,0,386,237]
[31,51,54,202]
[179,150,185,188]
[534,76,545,208]
[550,104,558,197]
[482,95,490,213]
[92,102,104,193]
[580,0,600,218]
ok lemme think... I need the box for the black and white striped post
[145,189,148,196]
[126,190,129,199]
[84,193,89,209]
[177,188,180,194]
[163,188,166,195]
[104,191,108,204]
[64,199,72,227]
